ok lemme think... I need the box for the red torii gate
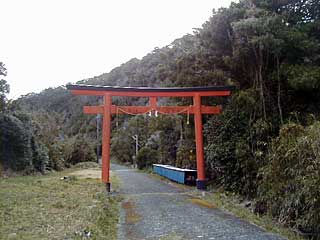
[67,84,233,191]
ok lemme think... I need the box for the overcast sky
[1,0,233,99]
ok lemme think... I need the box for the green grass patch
[0,168,121,240]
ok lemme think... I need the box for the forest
[1,0,320,236]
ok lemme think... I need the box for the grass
[191,189,304,240]
[0,168,121,240]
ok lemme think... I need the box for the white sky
[0,0,233,99]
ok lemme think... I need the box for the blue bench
[153,164,197,185]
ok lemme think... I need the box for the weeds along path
[113,163,285,240]
[0,167,120,240]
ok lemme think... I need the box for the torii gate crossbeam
[67,84,234,191]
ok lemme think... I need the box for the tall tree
[0,62,10,113]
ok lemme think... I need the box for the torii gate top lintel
[66,84,234,191]
[67,84,234,96]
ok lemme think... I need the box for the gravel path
[112,164,285,240]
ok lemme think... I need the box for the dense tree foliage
[259,122,320,233]
[0,62,10,113]
[0,112,50,172]
[2,0,320,235]
[0,64,49,173]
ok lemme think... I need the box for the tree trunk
[252,41,266,120]
[276,56,283,124]
[258,45,267,120]
[259,64,266,120]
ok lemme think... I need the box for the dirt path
[113,164,285,240]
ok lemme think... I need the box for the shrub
[0,113,49,172]
[204,91,271,197]
[111,128,135,164]
[47,141,65,170]
[65,136,96,165]
[176,139,196,169]
[0,114,32,171]
[136,146,159,169]
[258,122,320,234]
[31,137,49,172]
[43,135,96,170]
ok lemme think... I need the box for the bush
[0,113,49,172]
[176,139,196,169]
[111,128,135,164]
[65,136,96,165]
[41,135,96,171]
[31,137,49,172]
[136,146,159,169]
[0,114,32,171]
[47,141,65,170]
[258,122,320,234]
[204,91,271,197]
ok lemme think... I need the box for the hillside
[1,0,320,235]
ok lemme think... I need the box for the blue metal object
[153,164,197,185]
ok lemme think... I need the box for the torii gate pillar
[194,93,206,189]
[102,94,112,192]
[67,84,234,192]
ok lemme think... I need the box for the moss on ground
[0,168,121,240]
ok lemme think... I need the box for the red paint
[84,105,222,115]
[101,94,111,183]
[194,94,205,181]
[150,96,157,109]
